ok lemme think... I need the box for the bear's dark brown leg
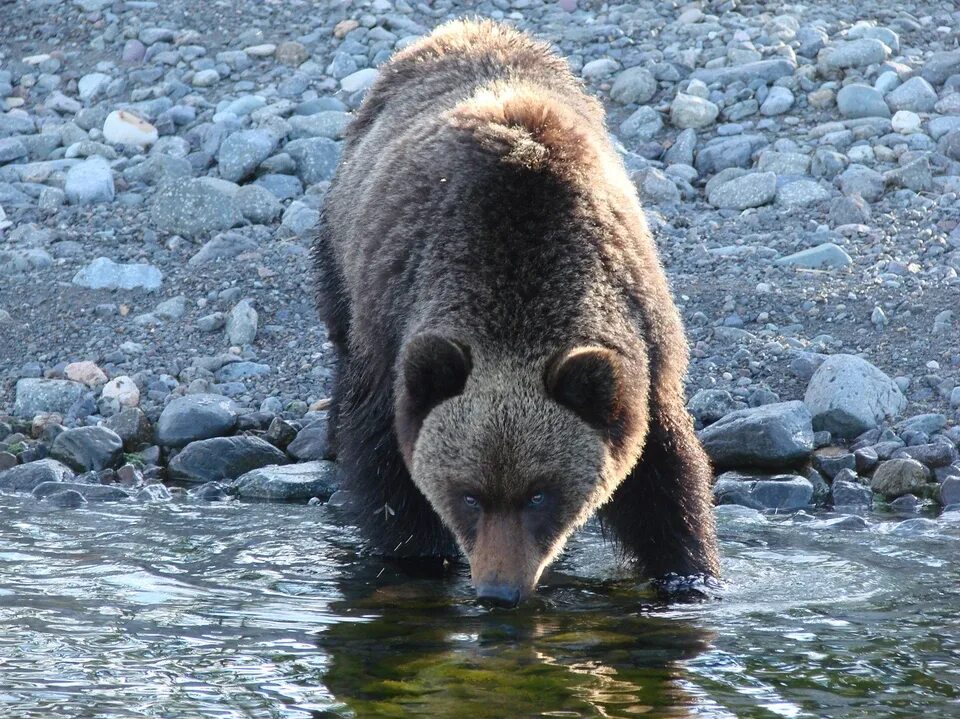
[599,399,719,584]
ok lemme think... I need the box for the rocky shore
[1,0,959,517]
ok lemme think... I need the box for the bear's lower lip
[475,583,522,608]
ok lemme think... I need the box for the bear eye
[528,492,545,507]
[463,494,479,509]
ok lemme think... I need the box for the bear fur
[314,19,719,604]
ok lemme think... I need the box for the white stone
[891,110,921,134]
[78,72,111,102]
[341,68,378,94]
[103,110,158,146]
[101,376,140,407]
[670,93,719,129]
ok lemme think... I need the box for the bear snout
[475,582,522,608]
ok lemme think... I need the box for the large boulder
[232,461,340,501]
[698,401,814,469]
[804,355,906,439]
[167,436,288,483]
[49,426,124,472]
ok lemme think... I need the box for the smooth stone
[690,59,795,86]
[831,479,874,508]
[283,138,342,185]
[670,93,719,129]
[217,129,278,182]
[610,66,657,105]
[167,436,288,483]
[231,461,340,501]
[804,355,907,439]
[72,257,162,291]
[156,393,239,447]
[817,39,890,70]
[64,156,115,205]
[775,180,831,207]
[775,242,851,269]
[0,458,74,492]
[226,299,258,345]
[713,470,813,511]
[885,76,938,113]
[50,426,123,472]
[836,84,891,119]
[287,419,333,461]
[32,481,131,502]
[698,401,814,469]
[103,110,158,146]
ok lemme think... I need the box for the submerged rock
[0,458,74,492]
[713,470,814,511]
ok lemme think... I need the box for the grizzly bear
[314,19,718,607]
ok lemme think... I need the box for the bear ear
[402,334,473,421]
[544,346,624,433]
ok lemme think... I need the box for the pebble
[774,242,852,269]
[670,93,719,130]
[836,84,890,119]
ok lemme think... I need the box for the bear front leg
[599,399,719,587]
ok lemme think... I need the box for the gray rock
[156,393,239,447]
[838,164,885,201]
[288,111,351,140]
[775,180,831,207]
[694,135,766,175]
[215,361,270,381]
[804,354,907,439]
[870,458,930,498]
[168,436,288,483]
[123,155,192,185]
[279,201,320,238]
[189,231,258,265]
[707,171,776,210]
[72,257,163,291]
[340,68,378,94]
[633,167,680,207]
[893,443,956,469]
[14,379,85,417]
[103,407,153,450]
[0,458,74,492]
[0,137,28,163]
[760,87,794,116]
[619,106,663,140]
[921,50,960,86]
[50,426,124,472]
[217,130,278,182]
[836,84,890,119]
[941,477,960,507]
[42,489,87,508]
[829,195,871,225]
[817,39,890,70]
[698,401,814,469]
[283,138,341,184]
[885,157,933,193]
[663,128,697,166]
[610,67,657,105]
[687,388,743,425]
[236,184,282,224]
[831,478,874,508]
[690,59,795,86]
[713,470,813,511]
[226,299,258,345]
[137,484,172,502]
[150,177,243,238]
[0,247,54,275]
[775,242,851,269]
[885,76,938,113]
[287,419,333,461]
[64,156,115,205]
[232,461,340,501]
[670,94,719,129]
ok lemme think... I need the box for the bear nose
[475,583,521,608]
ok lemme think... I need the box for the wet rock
[156,393,239,447]
[14,379,85,417]
[698,401,814,469]
[854,446,880,473]
[870,458,930,498]
[287,419,333,461]
[893,443,956,469]
[890,518,939,536]
[831,479,874,508]
[72,257,162,291]
[713,470,813,511]
[137,484,172,502]
[811,449,856,479]
[33,481,131,502]
[42,489,87,508]
[168,436,288,483]
[188,481,231,501]
[940,477,960,507]
[232,460,340,501]
[811,514,870,530]
[150,177,244,238]
[804,355,907,439]
[50,426,124,472]
[0,458,74,492]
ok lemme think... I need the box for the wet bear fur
[313,19,719,601]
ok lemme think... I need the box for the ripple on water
[0,493,958,718]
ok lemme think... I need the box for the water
[1,493,958,719]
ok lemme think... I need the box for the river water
[0,493,958,718]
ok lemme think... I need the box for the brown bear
[314,19,718,607]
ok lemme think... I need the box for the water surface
[1,494,958,718]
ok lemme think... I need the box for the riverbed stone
[232,460,340,501]
[217,129,278,182]
[713,470,814,510]
[804,354,907,439]
[50,426,124,472]
[72,257,163,291]
[817,39,889,71]
[774,242,852,269]
[32,481,131,502]
[870,458,930,498]
[156,393,239,447]
[610,66,657,105]
[14,379,85,417]
[150,177,244,238]
[0,458,74,492]
[698,400,814,469]
[287,418,332,460]
[167,435,288,483]
[836,84,891,118]
[885,76,938,113]
[707,171,776,210]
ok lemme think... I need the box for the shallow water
[0,494,958,719]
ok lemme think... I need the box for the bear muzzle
[468,512,544,608]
